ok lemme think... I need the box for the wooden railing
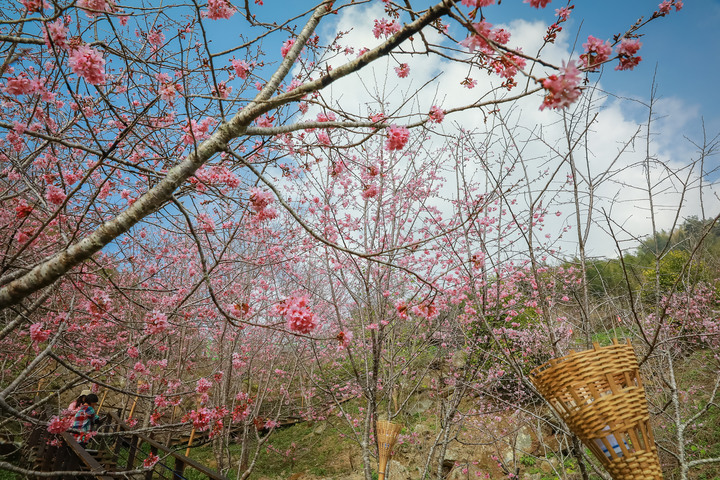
[60,432,114,480]
[25,407,227,480]
[104,410,228,480]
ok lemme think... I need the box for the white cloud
[298,5,718,259]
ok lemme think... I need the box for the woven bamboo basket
[529,339,663,480]
[376,420,402,480]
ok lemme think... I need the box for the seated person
[72,393,100,448]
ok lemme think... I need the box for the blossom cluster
[203,0,236,20]
[385,126,410,151]
[182,117,217,145]
[539,61,582,110]
[615,39,642,71]
[428,106,445,123]
[273,295,318,334]
[231,59,252,79]
[281,39,296,58]
[77,0,114,17]
[372,18,401,39]
[249,188,278,221]
[196,377,213,394]
[580,36,612,70]
[144,310,169,335]
[47,415,73,434]
[69,46,106,85]
[30,323,51,343]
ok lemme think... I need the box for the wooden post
[185,428,197,457]
[127,381,143,421]
[185,397,201,457]
[96,390,108,414]
[126,435,139,469]
[173,456,186,480]
[35,378,45,400]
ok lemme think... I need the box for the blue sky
[544,1,720,137]
[202,0,719,256]
[224,0,720,141]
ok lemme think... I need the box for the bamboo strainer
[529,339,663,480]
[377,420,402,480]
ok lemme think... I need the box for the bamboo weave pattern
[529,339,663,480]
[377,420,402,480]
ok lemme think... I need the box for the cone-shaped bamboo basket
[377,420,402,480]
[529,339,663,480]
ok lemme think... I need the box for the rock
[444,443,466,463]
[387,459,411,480]
[408,397,433,416]
[446,467,463,480]
[501,427,533,464]
[413,423,433,437]
[450,351,466,369]
[515,429,533,455]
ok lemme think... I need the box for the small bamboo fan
[376,420,402,480]
[529,339,663,480]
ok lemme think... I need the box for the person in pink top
[67,389,91,413]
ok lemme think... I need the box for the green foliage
[590,326,633,346]
[584,217,720,307]
[519,455,536,466]
[642,249,711,293]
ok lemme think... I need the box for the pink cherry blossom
[317,130,331,145]
[143,453,160,468]
[182,117,217,144]
[77,0,113,17]
[428,104,449,123]
[461,0,495,6]
[45,184,66,205]
[43,19,69,50]
[555,6,572,20]
[281,39,295,58]
[463,77,478,89]
[362,184,378,199]
[615,39,642,71]
[394,63,410,78]
[373,18,401,39]
[273,295,318,334]
[525,0,551,7]
[69,46,106,85]
[4,74,44,96]
[147,29,165,51]
[231,59,251,79]
[580,36,612,70]
[197,213,216,233]
[385,125,410,151]
[255,115,274,128]
[460,20,494,53]
[20,0,47,13]
[249,188,278,221]
[144,310,169,335]
[264,419,279,429]
[196,377,212,394]
[658,0,682,14]
[211,81,232,99]
[47,415,73,434]
[539,60,582,110]
[203,0,236,20]
[30,323,51,343]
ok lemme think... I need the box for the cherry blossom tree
[0,0,687,477]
